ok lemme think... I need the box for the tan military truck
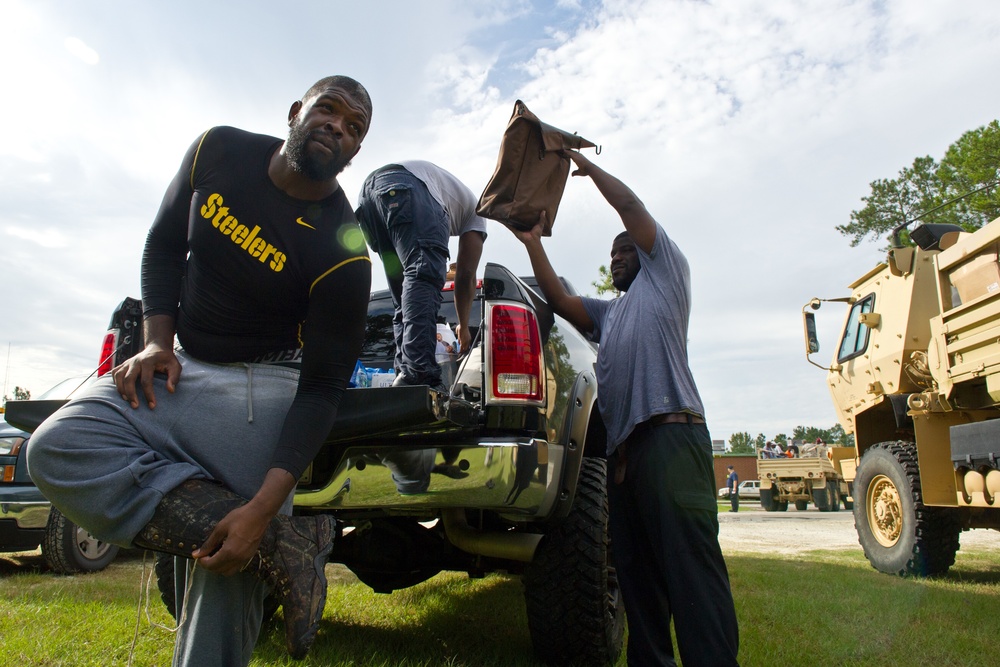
[804,218,1000,577]
[757,444,855,512]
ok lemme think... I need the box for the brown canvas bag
[477,100,597,235]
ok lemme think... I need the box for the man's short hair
[303,75,372,126]
[613,231,631,244]
[727,465,734,470]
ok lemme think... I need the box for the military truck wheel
[155,553,279,623]
[760,487,778,511]
[794,499,809,511]
[775,499,788,511]
[813,484,833,512]
[829,484,841,512]
[42,507,119,574]
[854,441,961,577]
[523,457,624,666]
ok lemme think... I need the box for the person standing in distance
[27,76,373,664]
[727,465,740,513]
[508,150,739,666]
[355,161,486,393]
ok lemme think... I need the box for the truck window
[837,293,875,363]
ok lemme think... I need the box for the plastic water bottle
[352,361,370,388]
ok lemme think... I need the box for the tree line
[1,386,30,409]
[838,119,1000,247]
[727,424,853,455]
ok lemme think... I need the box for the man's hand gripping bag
[477,100,597,236]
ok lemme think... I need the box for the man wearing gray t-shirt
[356,160,487,391]
[509,150,739,666]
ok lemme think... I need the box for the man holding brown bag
[508,150,740,666]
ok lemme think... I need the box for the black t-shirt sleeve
[268,256,372,478]
[141,130,212,319]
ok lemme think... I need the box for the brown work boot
[247,513,333,659]
[133,479,333,659]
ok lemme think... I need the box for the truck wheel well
[582,409,607,459]
[855,398,913,454]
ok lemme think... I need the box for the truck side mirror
[803,311,820,354]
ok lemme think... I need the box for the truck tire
[760,487,787,511]
[813,484,833,512]
[854,441,961,577]
[155,553,279,623]
[829,484,841,512]
[523,457,624,666]
[42,507,119,574]
[760,487,777,511]
[794,499,809,511]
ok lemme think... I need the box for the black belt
[648,412,705,426]
[614,413,706,484]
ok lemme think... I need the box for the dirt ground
[717,504,1000,555]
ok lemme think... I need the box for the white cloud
[4,226,70,249]
[64,36,99,65]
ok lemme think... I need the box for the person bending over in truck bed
[509,150,739,666]
[354,161,486,393]
[27,76,373,665]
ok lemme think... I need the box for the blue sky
[3,0,1000,446]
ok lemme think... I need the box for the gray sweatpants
[27,349,300,667]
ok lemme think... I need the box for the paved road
[717,505,1000,555]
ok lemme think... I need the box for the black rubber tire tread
[829,483,841,512]
[813,484,833,512]
[794,499,809,511]
[853,441,962,577]
[155,553,279,623]
[42,507,119,574]
[775,499,788,511]
[523,457,624,666]
[760,487,777,511]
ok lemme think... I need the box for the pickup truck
[1,379,119,573]
[7,262,624,666]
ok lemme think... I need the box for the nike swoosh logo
[296,217,316,230]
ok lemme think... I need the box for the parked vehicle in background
[757,444,854,512]
[718,479,762,500]
[1,376,118,573]
[7,265,624,666]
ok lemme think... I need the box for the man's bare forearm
[143,313,177,349]
[522,237,592,332]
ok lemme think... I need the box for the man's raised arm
[509,212,593,334]
[561,150,657,254]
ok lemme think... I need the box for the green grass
[3,544,1000,666]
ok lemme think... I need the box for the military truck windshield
[837,293,875,362]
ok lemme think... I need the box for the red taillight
[488,303,543,402]
[97,330,118,377]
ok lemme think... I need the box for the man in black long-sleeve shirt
[28,76,372,664]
